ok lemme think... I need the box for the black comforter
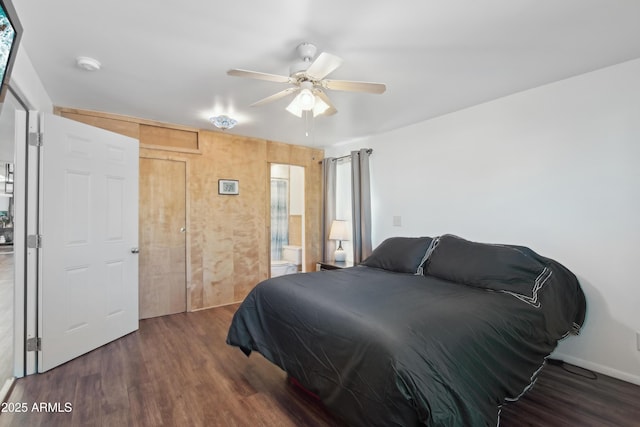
[227,236,586,426]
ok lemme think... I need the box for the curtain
[321,157,337,262]
[351,149,372,263]
[270,179,289,260]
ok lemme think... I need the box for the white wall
[10,45,53,112]
[327,58,640,385]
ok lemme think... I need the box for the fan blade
[314,90,337,116]
[305,52,343,80]
[323,79,386,94]
[250,87,299,107]
[227,69,293,84]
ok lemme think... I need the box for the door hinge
[27,234,42,248]
[26,337,41,352]
[28,132,43,147]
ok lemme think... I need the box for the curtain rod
[320,148,373,163]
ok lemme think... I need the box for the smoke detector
[76,56,101,72]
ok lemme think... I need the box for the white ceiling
[11,0,640,147]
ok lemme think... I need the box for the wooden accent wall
[288,215,303,247]
[55,107,324,310]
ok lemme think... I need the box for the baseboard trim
[190,300,244,312]
[553,353,640,386]
[1,377,16,403]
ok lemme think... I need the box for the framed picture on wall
[218,179,239,195]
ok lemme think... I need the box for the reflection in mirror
[0,162,12,246]
[0,89,20,390]
[270,164,305,277]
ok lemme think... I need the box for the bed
[226,234,586,426]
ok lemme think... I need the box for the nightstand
[316,260,354,271]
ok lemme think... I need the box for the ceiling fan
[227,42,386,118]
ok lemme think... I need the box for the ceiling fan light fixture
[298,88,315,110]
[210,115,237,130]
[228,42,386,120]
[287,90,330,118]
[285,99,303,118]
[312,96,330,116]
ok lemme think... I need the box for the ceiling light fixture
[312,96,330,116]
[76,56,101,72]
[297,82,315,110]
[286,81,331,118]
[286,81,316,117]
[286,93,330,118]
[210,115,237,130]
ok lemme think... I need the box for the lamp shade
[286,93,329,118]
[297,88,315,110]
[329,220,350,241]
[312,96,330,116]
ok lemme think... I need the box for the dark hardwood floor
[0,251,14,387]
[1,305,639,427]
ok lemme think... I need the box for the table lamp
[329,220,350,262]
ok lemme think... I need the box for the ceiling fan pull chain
[304,110,311,137]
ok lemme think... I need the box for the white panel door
[39,113,139,372]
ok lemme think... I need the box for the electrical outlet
[637,331,640,352]
[393,216,402,227]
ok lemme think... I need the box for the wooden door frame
[139,154,192,312]
[267,163,306,275]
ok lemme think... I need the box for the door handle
[180,227,186,233]
[131,247,139,254]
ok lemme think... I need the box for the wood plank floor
[0,251,14,386]
[1,304,639,427]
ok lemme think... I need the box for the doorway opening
[0,88,26,391]
[270,164,305,277]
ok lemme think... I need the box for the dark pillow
[361,236,433,274]
[424,234,549,302]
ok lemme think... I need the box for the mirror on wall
[0,163,13,248]
[0,89,22,389]
[270,164,305,277]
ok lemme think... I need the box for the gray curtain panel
[322,158,337,262]
[270,179,289,260]
[351,149,372,263]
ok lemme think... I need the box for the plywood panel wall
[289,215,303,247]
[188,132,269,307]
[56,107,324,310]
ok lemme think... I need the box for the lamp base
[334,248,346,262]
